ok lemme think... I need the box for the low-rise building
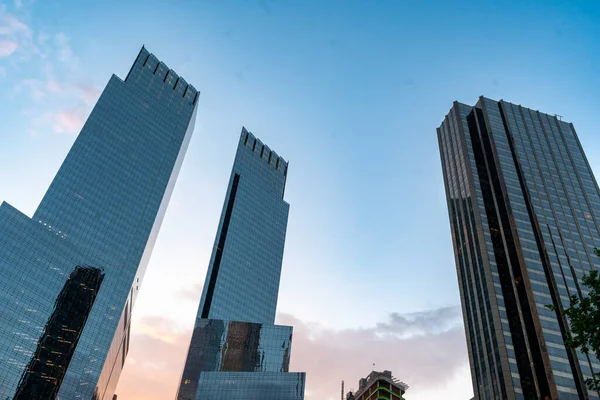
[345,370,408,400]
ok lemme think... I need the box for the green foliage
[547,248,600,391]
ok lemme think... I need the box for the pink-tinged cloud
[0,6,33,54]
[45,71,62,93]
[0,40,18,56]
[77,83,102,105]
[53,107,88,134]
[278,309,469,399]
[116,307,470,400]
[116,316,193,400]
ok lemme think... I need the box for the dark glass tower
[176,128,305,400]
[0,46,199,399]
[14,266,105,399]
[438,97,600,400]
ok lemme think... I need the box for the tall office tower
[176,128,305,400]
[438,96,600,400]
[0,46,199,399]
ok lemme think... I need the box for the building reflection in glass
[177,319,293,399]
[176,129,305,399]
[14,265,104,400]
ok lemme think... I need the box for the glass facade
[438,97,600,400]
[0,46,198,399]
[177,320,293,399]
[196,372,305,399]
[177,129,305,400]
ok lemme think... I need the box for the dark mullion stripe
[440,120,484,394]
[538,112,596,279]
[450,107,499,399]
[497,103,558,398]
[531,111,586,295]
[506,103,586,398]
[439,124,481,393]
[555,121,600,397]
[553,120,600,260]
[515,107,577,300]
[458,105,511,399]
[448,108,498,396]
[439,122,482,394]
[201,174,241,319]
[469,106,541,399]
[561,121,600,235]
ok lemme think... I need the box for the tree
[548,248,600,392]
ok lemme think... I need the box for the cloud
[45,67,63,92]
[0,5,33,55]
[177,282,203,303]
[1,5,100,137]
[0,6,30,36]
[52,107,88,134]
[16,76,98,135]
[116,308,470,400]
[54,32,80,69]
[76,82,102,105]
[116,316,192,400]
[278,307,469,399]
[0,39,17,56]
[133,316,182,345]
[375,305,462,337]
[16,67,64,100]
[18,78,46,99]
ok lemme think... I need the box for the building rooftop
[347,370,408,399]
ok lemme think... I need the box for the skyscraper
[0,46,199,399]
[438,97,600,399]
[176,128,305,400]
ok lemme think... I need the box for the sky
[0,0,599,399]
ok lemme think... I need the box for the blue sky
[1,0,599,399]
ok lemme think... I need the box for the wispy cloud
[177,282,203,303]
[0,4,33,57]
[133,316,182,345]
[54,32,80,70]
[375,305,462,337]
[278,307,468,399]
[16,66,64,100]
[116,316,192,400]
[17,78,46,99]
[0,6,30,35]
[76,82,102,105]
[116,308,469,400]
[52,107,89,134]
[0,39,17,56]
[17,73,98,135]
[1,1,101,137]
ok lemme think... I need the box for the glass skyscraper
[176,128,305,400]
[0,46,199,399]
[438,96,600,399]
